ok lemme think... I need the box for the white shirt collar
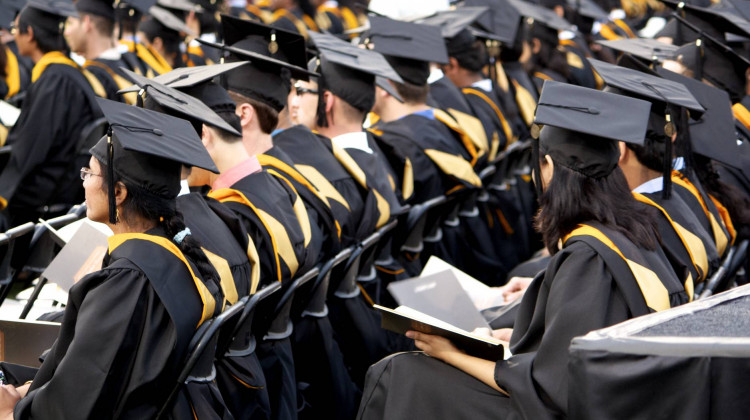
[98,47,122,60]
[633,176,663,194]
[471,79,493,93]
[331,131,373,154]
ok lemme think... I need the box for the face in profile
[82,156,109,224]
[290,79,319,129]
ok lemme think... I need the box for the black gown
[177,192,271,420]
[0,53,101,227]
[357,222,688,420]
[273,125,365,247]
[84,57,139,104]
[14,229,228,419]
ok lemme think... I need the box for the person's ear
[201,124,212,148]
[448,57,459,71]
[324,91,335,113]
[617,141,628,164]
[152,36,163,52]
[532,38,542,54]
[113,181,128,207]
[237,103,255,128]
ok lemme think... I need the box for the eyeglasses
[9,22,17,36]
[80,167,102,180]
[294,84,318,96]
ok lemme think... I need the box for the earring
[115,209,120,224]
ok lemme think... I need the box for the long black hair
[691,155,750,241]
[97,157,222,292]
[535,163,661,254]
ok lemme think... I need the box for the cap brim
[309,31,404,83]
[118,62,249,94]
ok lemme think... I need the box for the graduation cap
[143,5,195,36]
[0,0,26,29]
[20,0,77,34]
[660,0,750,40]
[118,62,248,93]
[120,67,241,136]
[657,67,744,171]
[565,0,608,22]
[156,0,202,14]
[90,98,218,224]
[308,31,402,123]
[588,58,704,116]
[508,0,573,32]
[589,57,705,198]
[75,0,115,20]
[531,81,651,189]
[413,7,488,39]
[366,15,449,86]
[464,0,521,45]
[672,35,750,103]
[596,38,679,65]
[194,15,313,112]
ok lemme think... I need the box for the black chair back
[0,222,36,307]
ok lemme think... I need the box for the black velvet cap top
[21,0,76,34]
[597,38,679,64]
[75,0,114,20]
[465,0,521,44]
[90,98,218,223]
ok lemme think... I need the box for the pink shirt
[212,155,262,190]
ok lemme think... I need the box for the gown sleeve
[495,241,631,420]
[15,265,180,419]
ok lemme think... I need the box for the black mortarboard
[146,5,195,36]
[120,67,241,135]
[465,0,521,44]
[75,0,114,20]
[156,0,202,13]
[533,80,651,145]
[366,16,450,66]
[597,38,679,64]
[588,58,704,116]
[309,31,402,122]
[205,15,312,112]
[367,16,448,86]
[20,0,76,34]
[118,62,248,93]
[532,81,651,184]
[413,7,488,39]
[508,0,573,31]
[566,0,608,21]
[90,98,218,223]
[657,67,744,170]
[590,57,703,198]
[672,36,750,103]
[660,0,750,39]
[0,0,26,29]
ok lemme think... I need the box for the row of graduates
[356,2,750,420]
[0,1,547,419]
[0,0,749,419]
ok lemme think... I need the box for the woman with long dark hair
[0,99,229,419]
[356,82,689,420]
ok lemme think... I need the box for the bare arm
[406,331,509,396]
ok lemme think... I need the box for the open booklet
[421,256,505,310]
[376,305,510,361]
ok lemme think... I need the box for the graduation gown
[358,222,687,420]
[273,125,364,247]
[15,229,228,419]
[428,76,474,116]
[118,39,172,77]
[461,83,515,157]
[1,45,29,102]
[0,52,101,227]
[262,145,339,261]
[83,57,138,104]
[502,61,538,127]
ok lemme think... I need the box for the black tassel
[662,109,673,200]
[532,137,543,199]
[316,68,328,128]
[107,130,117,224]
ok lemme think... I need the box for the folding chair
[156,297,248,420]
[699,240,750,299]
[292,247,353,321]
[0,222,36,307]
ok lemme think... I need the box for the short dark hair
[17,17,67,54]
[535,163,660,254]
[451,40,487,73]
[84,13,115,37]
[227,90,279,134]
[392,80,429,104]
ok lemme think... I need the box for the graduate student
[308,31,404,239]
[115,0,172,76]
[357,82,688,420]
[0,99,227,419]
[0,0,30,103]
[66,0,137,103]
[0,0,102,228]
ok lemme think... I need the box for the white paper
[0,101,21,127]
[421,256,505,310]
